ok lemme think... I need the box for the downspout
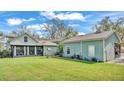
[103,39,106,62]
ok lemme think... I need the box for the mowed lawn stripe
[0,57,124,80]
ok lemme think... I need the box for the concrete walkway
[110,53,124,64]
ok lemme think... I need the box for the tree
[93,16,112,32]
[93,16,124,41]
[9,25,41,40]
[112,17,124,40]
[41,18,78,40]
[0,31,3,36]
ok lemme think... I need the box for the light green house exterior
[63,31,121,62]
[10,33,58,57]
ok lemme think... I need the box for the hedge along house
[10,33,58,57]
[63,31,121,62]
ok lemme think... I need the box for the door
[88,45,95,57]
[114,43,121,58]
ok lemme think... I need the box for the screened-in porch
[11,45,43,57]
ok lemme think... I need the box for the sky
[0,11,124,36]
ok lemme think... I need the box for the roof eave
[64,38,104,43]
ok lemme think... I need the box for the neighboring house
[0,36,8,50]
[63,31,121,62]
[10,33,58,57]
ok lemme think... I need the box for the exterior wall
[10,34,38,46]
[105,33,120,61]
[63,42,81,57]
[82,40,104,61]
[43,46,58,56]
[0,36,8,50]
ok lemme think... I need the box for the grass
[0,56,124,80]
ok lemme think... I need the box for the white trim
[27,46,29,55]
[14,46,16,56]
[103,39,106,62]
[24,46,26,56]
[80,40,82,57]
[35,46,37,55]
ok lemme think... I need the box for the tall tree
[93,16,124,41]
[93,16,112,32]
[0,31,3,36]
[11,25,41,40]
[41,18,78,40]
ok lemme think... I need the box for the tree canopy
[41,18,78,40]
[93,16,124,41]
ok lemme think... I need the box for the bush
[0,50,11,58]
[91,57,97,62]
[55,52,63,57]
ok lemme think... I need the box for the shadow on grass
[52,56,103,64]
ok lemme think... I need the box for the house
[0,36,8,50]
[63,31,121,62]
[10,33,58,57]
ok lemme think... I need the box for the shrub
[91,57,97,62]
[0,50,11,58]
[55,52,63,57]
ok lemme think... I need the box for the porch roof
[10,40,57,46]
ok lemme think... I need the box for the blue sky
[0,11,124,36]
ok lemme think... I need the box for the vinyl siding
[63,42,81,57]
[43,46,58,56]
[105,33,120,61]
[10,34,38,45]
[82,40,104,61]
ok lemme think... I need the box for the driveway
[111,53,124,64]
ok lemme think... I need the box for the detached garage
[63,31,121,62]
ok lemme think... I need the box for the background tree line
[93,16,124,41]
[1,16,124,44]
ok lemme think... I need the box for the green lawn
[0,56,124,80]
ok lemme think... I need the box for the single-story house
[63,31,121,62]
[0,36,8,50]
[10,33,58,57]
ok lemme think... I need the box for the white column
[103,39,106,62]
[24,46,26,56]
[35,46,37,55]
[27,46,29,55]
[14,46,16,56]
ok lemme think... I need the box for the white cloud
[7,17,36,26]
[7,18,23,25]
[78,32,86,35]
[26,23,47,31]
[23,18,36,22]
[68,24,80,27]
[101,12,124,17]
[36,31,43,38]
[41,11,86,21]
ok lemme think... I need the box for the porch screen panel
[16,46,24,56]
[37,46,43,55]
[29,46,35,55]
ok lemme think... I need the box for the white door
[88,45,95,57]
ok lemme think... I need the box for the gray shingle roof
[64,31,117,43]
[39,40,58,46]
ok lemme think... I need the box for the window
[29,46,35,55]
[37,46,43,55]
[24,36,28,42]
[88,45,95,57]
[16,46,24,56]
[67,47,70,54]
